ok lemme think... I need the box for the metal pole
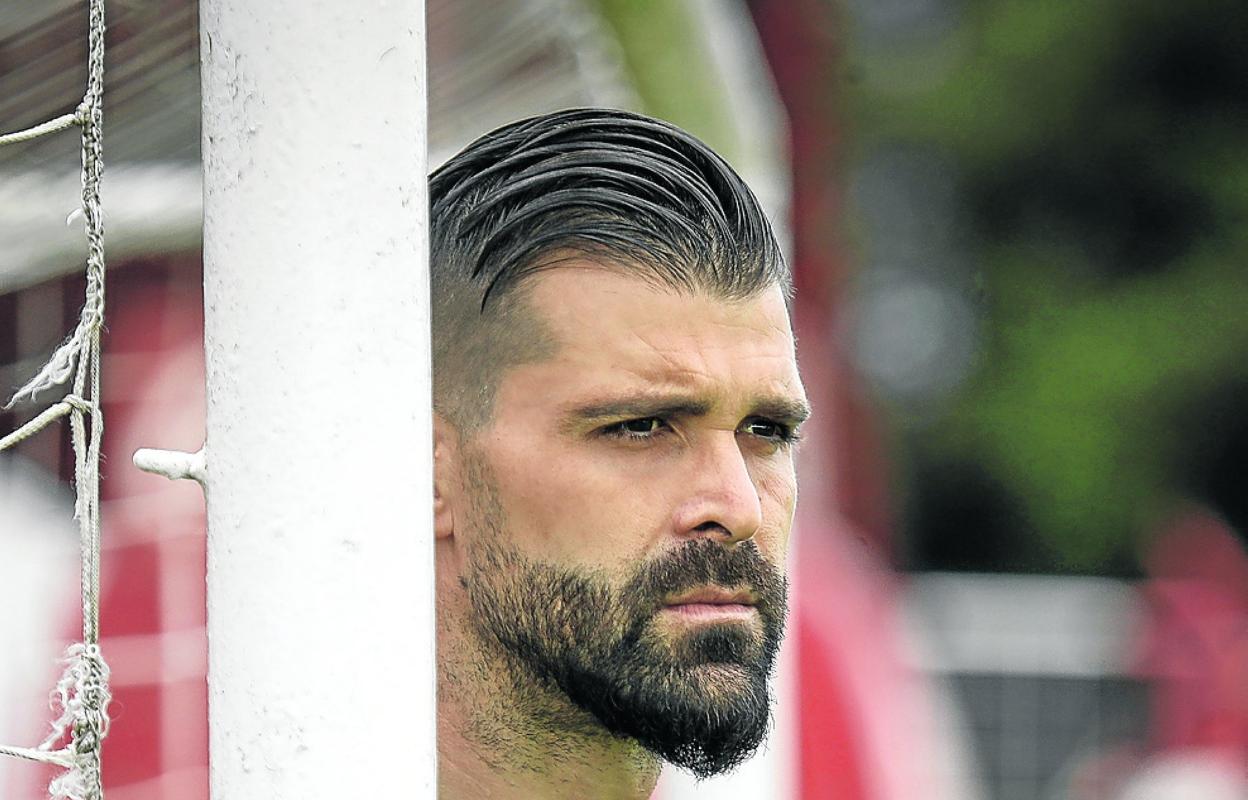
[197,2,433,796]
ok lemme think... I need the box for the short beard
[459,456,789,778]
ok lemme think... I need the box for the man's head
[430,108,807,778]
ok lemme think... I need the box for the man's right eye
[602,418,667,440]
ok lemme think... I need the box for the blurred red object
[1138,509,1248,771]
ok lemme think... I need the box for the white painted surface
[904,573,1143,677]
[198,1,433,797]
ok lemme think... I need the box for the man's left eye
[741,418,796,443]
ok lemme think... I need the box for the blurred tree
[847,0,1248,572]
[592,0,739,162]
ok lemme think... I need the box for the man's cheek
[758,474,798,530]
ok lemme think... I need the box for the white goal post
[193,1,435,796]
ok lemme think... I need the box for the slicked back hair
[429,107,788,433]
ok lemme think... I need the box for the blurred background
[1,0,1246,797]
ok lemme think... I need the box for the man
[431,108,809,798]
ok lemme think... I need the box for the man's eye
[603,417,668,440]
[741,418,798,445]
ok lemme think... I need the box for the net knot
[61,395,94,415]
[39,644,112,800]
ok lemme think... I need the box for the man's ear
[433,413,459,541]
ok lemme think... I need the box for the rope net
[0,0,112,798]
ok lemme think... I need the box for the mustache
[624,538,788,616]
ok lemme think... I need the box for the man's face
[448,263,808,777]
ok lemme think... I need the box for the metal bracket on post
[133,445,207,485]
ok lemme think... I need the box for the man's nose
[672,433,764,544]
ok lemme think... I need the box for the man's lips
[662,587,758,618]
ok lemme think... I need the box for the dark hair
[429,107,787,430]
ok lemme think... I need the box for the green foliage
[851,0,1248,572]
[592,0,740,162]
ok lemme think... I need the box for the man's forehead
[523,261,795,345]
[509,262,806,411]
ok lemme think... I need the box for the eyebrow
[564,392,812,429]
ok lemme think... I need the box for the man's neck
[437,708,660,799]
[437,631,661,799]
